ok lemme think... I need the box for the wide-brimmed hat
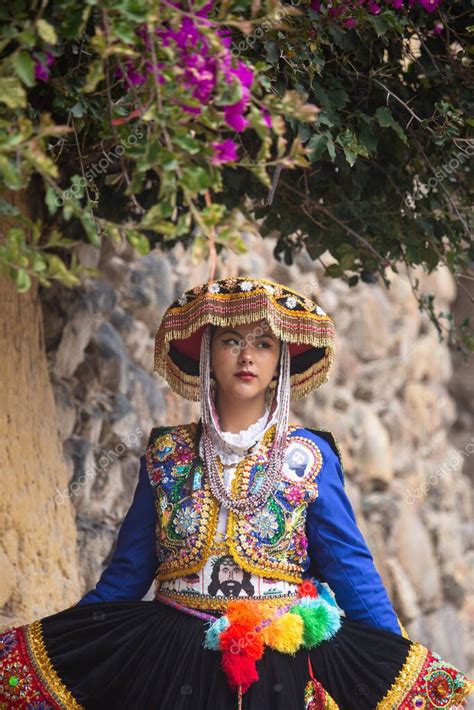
[154,276,335,401]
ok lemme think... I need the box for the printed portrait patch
[282,436,323,484]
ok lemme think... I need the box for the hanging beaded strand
[199,323,292,514]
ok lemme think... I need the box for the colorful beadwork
[376,644,474,709]
[0,624,83,709]
[146,423,324,584]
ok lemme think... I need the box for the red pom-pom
[220,621,264,660]
[297,580,318,598]
[221,650,259,693]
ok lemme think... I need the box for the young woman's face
[210,320,281,402]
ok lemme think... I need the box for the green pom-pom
[290,604,331,647]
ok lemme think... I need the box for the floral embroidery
[285,295,298,309]
[250,507,279,537]
[376,645,473,709]
[0,631,16,660]
[0,626,83,708]
[239,280,253,291]
[174,506,199,536]
[315,306,326,316]
[284,485,306,506]
[208,283,221,293]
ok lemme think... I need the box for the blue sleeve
[305,446,403,635]
[75,456,158,605]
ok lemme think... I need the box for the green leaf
[336,129,369,167]
[45,186,60,215]
[0,156,23,188]
[82,60,105,93]
[173,135,202,155]
[15,268,32,293]
[375,107,407,144]
[12,51,35,87]
[307,133,328,161]
[36,19,58,44]
[0,77,26,108]
[127,230,150,255]
[181,166,213,193]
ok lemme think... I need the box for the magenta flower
[433,21,444,34]
[34,50,55,82]
[211,139,238,165]
[114,61,146,87]
[261,108,272,129]
[310,0,321,9]
[224,103,250,132]
[344,17,358,28]
[367,0,381,14]
[417,0,442,11]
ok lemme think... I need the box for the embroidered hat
[154,276,335,401]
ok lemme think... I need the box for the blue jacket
[76,428,403,636]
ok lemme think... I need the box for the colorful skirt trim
[0,598,472,709]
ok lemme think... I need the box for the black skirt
[0,599,472,709]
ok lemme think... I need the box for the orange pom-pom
[226,600,263,626]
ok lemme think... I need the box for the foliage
[0,0,472,348]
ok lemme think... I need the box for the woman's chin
[224,381,264,399]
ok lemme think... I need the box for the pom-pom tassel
[204,615,230,650]
[262,611,304,653]
[221,650,258,693]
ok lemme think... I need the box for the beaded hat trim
[154,276,335,401]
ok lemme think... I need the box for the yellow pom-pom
[262,612,304,653]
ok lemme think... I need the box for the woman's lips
[234,373,256,381]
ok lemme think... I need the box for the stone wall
[32,233,474,675]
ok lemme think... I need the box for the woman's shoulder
[146,422,198,449]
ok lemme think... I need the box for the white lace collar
[199,405,274,465]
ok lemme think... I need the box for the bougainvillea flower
[367,0,382,14]
[34,50,55,82]
[416,0,442,10]
[211,139,238,165]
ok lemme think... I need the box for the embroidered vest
[145,423,326,584]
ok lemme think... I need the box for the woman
[0,276,472,710]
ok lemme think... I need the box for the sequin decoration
[376,643,473,709]
[146,424,325,585]
[0,625,83,708]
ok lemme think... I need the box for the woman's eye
[222,338,271,348]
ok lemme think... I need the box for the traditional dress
[0,276,472,710]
